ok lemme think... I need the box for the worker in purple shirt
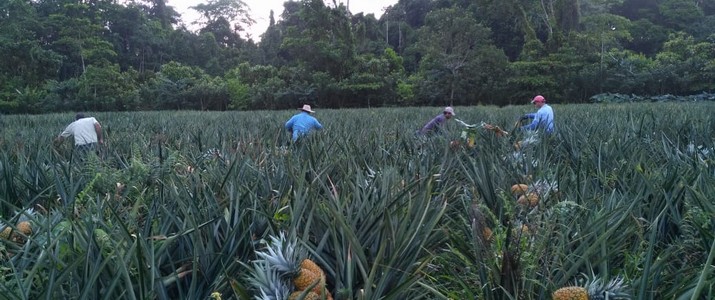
[520,95,554,134]
[418,106,455,135]
[285,104,323,142]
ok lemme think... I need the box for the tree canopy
[0,0,713,113]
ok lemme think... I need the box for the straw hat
[300,104,315,113]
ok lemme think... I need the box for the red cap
[531,95,545,104]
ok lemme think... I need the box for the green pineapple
[552,277,630,300]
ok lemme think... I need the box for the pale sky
[168,0,398,40]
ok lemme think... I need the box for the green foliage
[225,77,251,110]
[658,0,704,30]
[590,92,715,103]
[0,104,713,299]
[2,0,715,113]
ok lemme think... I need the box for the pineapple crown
[247,259,291,300]
[16,208,36,223]
[248,232,308,299]
[530,179,558,196]
[586,277,631,300]
[255,232,305,278]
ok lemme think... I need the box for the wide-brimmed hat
[531,95,546,104]
[443,106,455,116]
[300,104,315,113]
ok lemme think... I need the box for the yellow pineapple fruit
[294,268,325,294]
[510,184,529,196]
[12,208,35,243]
[552,277,629,300]
[288,291,321,300]
[295,258,328,294]
[0,225,11,240]
[552,286,588,300]
[16,221,32,236]
[526,192,539,207]
[300,259,324,277]
[516,195,529,206]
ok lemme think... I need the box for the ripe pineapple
[288,291,320,300]
[516,193,539,207]
[0,222,11,240]
[255,233,332,298]
[16,221,32,236]
[526,192,539,206]
[552,277,630,300]
[12,208,36,242]
[510,184,529,196]
[289,290,335,300]
[300,258,323,276]
[296,259,327,294]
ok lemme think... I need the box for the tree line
[0,0,713,114]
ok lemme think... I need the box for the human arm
[314,119,323,130]
[521,111,545,131]
[94,121,103,144]
[520,113,536,120]
[54,124,73,144]
[285,116,295,133]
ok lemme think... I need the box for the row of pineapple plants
[0,103,712,299]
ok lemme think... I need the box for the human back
[63,117,101,145]
[285,104,323,142]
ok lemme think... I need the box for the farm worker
[418,106,455,135]
[55,113,104,154]
[285,104,323,142]
[520,95,554,134]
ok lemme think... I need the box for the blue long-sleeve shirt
[285,112,323,141]
[419,114,448,135]
[521,104,554,133]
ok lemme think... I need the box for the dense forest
[0,0,713,113]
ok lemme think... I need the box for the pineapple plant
[246,259,291,300]
[254,233,333,299]
[552,277,630,300]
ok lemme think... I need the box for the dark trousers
[75,143,98,157]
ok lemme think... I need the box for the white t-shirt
[60,117,100,146]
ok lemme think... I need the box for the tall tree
[258,10,283,65]
[416,8,506,105]
[40,1,117,79]
[192,0,255,40]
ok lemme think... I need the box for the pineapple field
[0,103,713,300]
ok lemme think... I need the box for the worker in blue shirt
[285,104,323,142]
[520,95,554,134]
